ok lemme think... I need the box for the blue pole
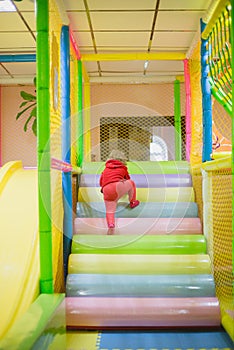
[0,54,36,62]
[61,25,73,279]
[200,19,212,162]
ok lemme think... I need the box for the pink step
[66,297,220,329]
[74,217,202,235]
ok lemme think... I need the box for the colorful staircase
[66,161,221,331]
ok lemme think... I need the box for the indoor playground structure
[0,0,234,350]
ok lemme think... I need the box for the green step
[71,234,206,255]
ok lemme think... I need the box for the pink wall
[90,83,185,161]
[1,85,37,167]
[1,83,185,165]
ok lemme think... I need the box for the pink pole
[69,28,81,60]
[0,86,2,166]
[184,59,191,161]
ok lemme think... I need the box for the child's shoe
[108,223,115,229]
[130,200,140,209]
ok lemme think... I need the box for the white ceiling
[0,0,214,84]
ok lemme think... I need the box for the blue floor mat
[97,330,233,350]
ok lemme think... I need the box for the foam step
[76,202,198,218]
[79,173,192,188]
[78,187,195,203]
[66,296,220,329]
[71,234,207,255]
[66,273,216,298]
[81,161,191,175]
[68,254,212,275]
[74,217,202,235]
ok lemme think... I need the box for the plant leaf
[19,101,28,108]
[20,91,36,101]
[23,114,35,132]
[32,118,37,136]
[16,102,37,120]
[30,106,37,117]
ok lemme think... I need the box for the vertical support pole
[231,0,234,288]
[77,60,83,166]
[83,80,91,162]
[184,59,191,161]
[0,86,2,167]
[201,19,212,162]
[174,79,182,160]
[61,25,72,279]
[36,0,53,293]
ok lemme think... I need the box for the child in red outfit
[100,150,140,228]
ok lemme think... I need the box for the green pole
[231,0,234,294]
[77,59,83,166]
[174,79,182,160]
[36,0,53,293]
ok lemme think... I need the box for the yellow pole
[81,52,186,62]
[83,81,91,162]
[202,0,230,39]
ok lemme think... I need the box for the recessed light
[0,0,16,12]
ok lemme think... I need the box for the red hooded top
[100,159,130,190]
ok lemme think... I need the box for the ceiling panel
[20,12,36,31]
[68,12,90,31]
[72,31,94,48]
[0,32,36,52]
[101,71,145,77]
[13,0,35,11]
[100,60,146,72]
[156,11,205,31]
[94,32,150,49]
[160,0,210,10]
[148,60,184,72]
[90,12,154,31]
[0,0,213,84]
[0,64,10,77]
[0,12,28,31]
[82,61,99,72]
[2,62,36,75]
[152,32,196,49]
[87,0,156,11]
[62,0,85,11]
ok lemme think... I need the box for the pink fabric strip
[184,59,191,161]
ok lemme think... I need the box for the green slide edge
[0,294,65,350]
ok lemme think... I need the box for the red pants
[102,179,136,225]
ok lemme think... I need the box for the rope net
[207,3,232,115]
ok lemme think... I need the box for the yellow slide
[0,161,40,339]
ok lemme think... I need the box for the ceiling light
[0,0,16,12]
[144,60,149,70]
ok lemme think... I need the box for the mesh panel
[207,3,232,114]
[212,96,232,153]
[49,0,64,293]
[189,42,203,166]
[212,96,231,141]
[191,166,203,224]
[100,116,186,161]
[202,166,234,338]
[90,83,186,161]
[211,169,233,320]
